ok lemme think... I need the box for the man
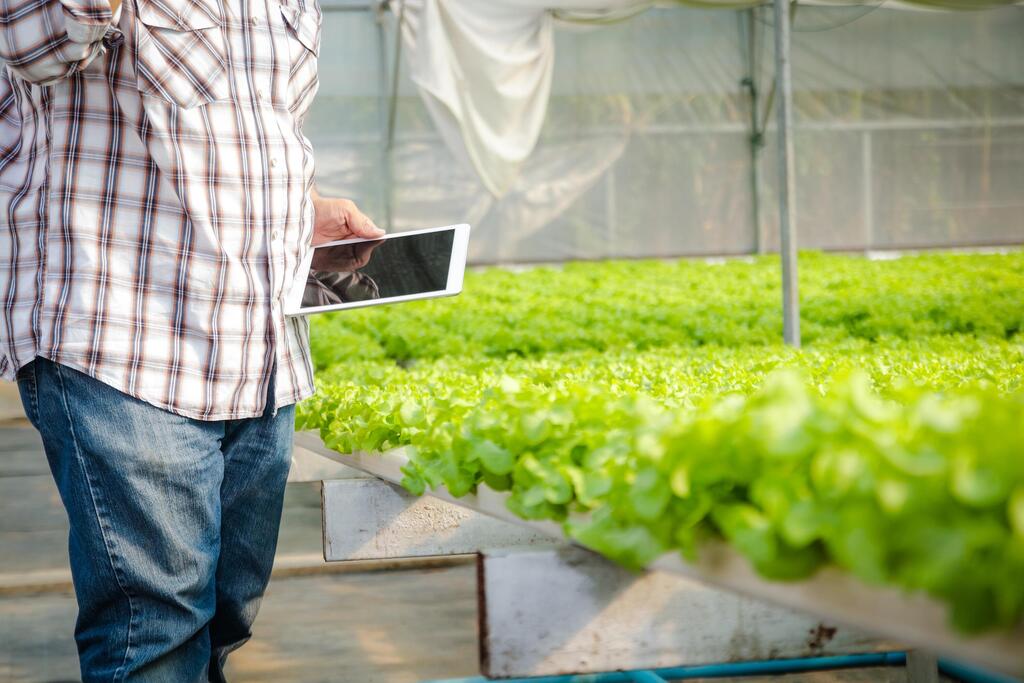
[0,0,378,678]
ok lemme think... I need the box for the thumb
[361,217,385,237]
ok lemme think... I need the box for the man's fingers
[311,195,384,246]
[357,220,385,238]
[347,208,384,238]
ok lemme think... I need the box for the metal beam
[385,5,404,153]
[741,8,765,254]
[772,0,801,347]
[375,2,395,229]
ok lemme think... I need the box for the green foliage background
[299,251,1024,632]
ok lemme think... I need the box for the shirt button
[251,15,259,25]
[271,229,282,240]
[257,89,265,100]
[270,157,278,168]
[102,28,124,49]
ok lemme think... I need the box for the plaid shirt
[0,0,322,419]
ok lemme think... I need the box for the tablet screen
[298,229,456,310]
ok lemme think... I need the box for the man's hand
[311,190,384,246]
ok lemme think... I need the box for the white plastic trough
[295,431,1024,678]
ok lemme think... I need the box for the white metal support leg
[906,650,940,683]
[772,0,800,347]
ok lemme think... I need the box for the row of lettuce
[308,251,1023,367]
[299,251,1024,633]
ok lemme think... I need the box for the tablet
[284,224,470,316]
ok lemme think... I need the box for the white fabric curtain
[395,0,653,197]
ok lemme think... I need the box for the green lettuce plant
[298,250,1024,632]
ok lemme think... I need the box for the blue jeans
[16,358,295,682]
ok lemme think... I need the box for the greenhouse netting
[305,1,1024,264]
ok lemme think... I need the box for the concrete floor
[1,567,481,683]
[1,574,928,683]
[0,418,481,683]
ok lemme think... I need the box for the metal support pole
[386,1,405,154]
[861,129,874,251]
[772,0,800,347]
[373,0,404,231]
[375,2,393,229]
[740,8,765,254]
[605,165,618,257]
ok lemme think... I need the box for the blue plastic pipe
[422,652,906,683]
[656,652,906,679]
[626,671,667,683]
[627,672,667,683]
[940,658,1023,683]
[424,652,1024,683]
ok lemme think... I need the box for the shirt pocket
[0,75,21,168]
[277,1,321,116]
[133,0,230,109]
[0,74,28,192]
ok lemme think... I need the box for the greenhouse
[296,0,1024,680]
[308,0,1024,261]
[1,0,1022,680]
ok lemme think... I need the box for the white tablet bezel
[283,223,470,316]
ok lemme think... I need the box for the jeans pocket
[15,360,40,428]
